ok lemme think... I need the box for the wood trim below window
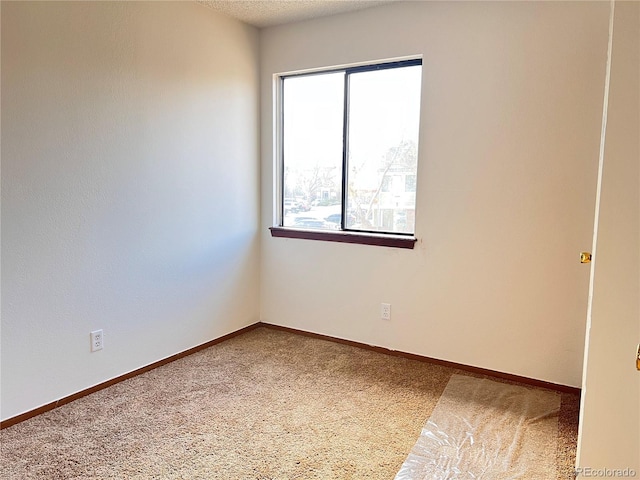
[269,227,417,249]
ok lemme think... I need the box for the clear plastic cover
[395,374,561,479]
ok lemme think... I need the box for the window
[272,59,422,248]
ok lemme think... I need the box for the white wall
[577,1,639,471]
[1,1,260,421]
[260,1,610,387]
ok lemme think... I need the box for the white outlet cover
[90,329,103,352]
[381,303,391,320]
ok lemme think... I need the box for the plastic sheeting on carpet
[395,374,561,480]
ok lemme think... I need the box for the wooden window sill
[269,227,416,249]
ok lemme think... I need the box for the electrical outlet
[90,329,103,352]
[381,303,391,320]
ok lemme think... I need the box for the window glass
[345,65,421,233]
[282,72,344,229]
[280,61,421,236]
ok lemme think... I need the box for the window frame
[270,58,422,249]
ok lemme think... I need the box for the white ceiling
[197,0,397,28]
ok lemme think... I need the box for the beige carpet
[0,326,580,479]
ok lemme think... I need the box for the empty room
[1,1,638,478]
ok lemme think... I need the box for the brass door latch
[636,344,640,371]
[580,252,592,263]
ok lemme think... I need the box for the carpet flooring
[0,326,580,479]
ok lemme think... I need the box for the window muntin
[280,59,422,237]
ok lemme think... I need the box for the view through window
[281,59,422,235]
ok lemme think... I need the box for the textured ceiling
[197,0,396,28]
